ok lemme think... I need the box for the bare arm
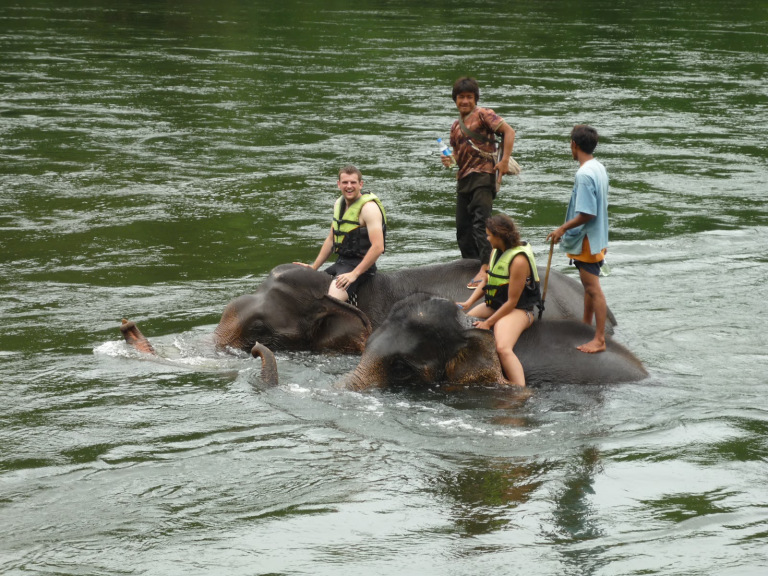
[495,122,516,176]
[458,275,487,310]
[473,255,528,330]
[351,202,385,276]
[546,212,595,244]
[293,227,334,269]
[333,202,384,289]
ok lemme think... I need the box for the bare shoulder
[509,252,530,277]
[360,199,384,226]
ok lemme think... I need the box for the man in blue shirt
[547,125,609,353]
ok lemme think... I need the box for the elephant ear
[445,329,503,385]
[311,296,373,354]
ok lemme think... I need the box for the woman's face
[486,228,506,251]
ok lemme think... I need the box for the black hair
[571,125,599,154]
[451,76,480,103]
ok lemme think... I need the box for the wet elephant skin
[339,294,647,390]
[213,259,615,355]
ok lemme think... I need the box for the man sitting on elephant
[458,214,541,387]
[294,165,387,305]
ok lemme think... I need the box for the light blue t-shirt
[560,158,609,255]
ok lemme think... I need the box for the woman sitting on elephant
[458,214,542,387]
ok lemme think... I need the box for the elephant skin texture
[338,294,648,391]
[213,259,615,355]
[119,319,279,387]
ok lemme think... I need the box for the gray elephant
[338,294,647,390]
[120,319,279,387]
[213,259,616,355]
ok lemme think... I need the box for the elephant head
[214,264,372,354]
[339,294,504,391]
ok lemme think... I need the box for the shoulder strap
[457,112,494,145]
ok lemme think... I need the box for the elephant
[119,319,279,387]
[212,259,617,355]
[338,294,648,390]
[120,258,645,389]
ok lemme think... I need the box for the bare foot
[577,338,606,354]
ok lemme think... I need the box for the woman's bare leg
[493,310,533,386]
[467,303,493,319]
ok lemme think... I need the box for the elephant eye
[385,356,430,386]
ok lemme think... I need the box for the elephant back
[354,259,616,331]
[516,320,646,385]
[356,259,482,328]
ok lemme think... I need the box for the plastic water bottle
[437,138,456,168]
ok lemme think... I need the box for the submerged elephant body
[339,294,648,390]
[213,259,616,355]
[125,259,646,389]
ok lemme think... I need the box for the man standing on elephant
[441,76,516,290]
[294,165,386,305]
[546,125,609,354]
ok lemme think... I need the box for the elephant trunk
[251,342,278,387]
[336,357,384,391]
[120,319,156,355]
[338,371,366,391]
[213,306,248,351]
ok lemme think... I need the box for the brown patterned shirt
[449,106,507,181]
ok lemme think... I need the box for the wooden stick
[540,238,555,319]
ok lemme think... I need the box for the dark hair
[486,214,521,251]
[338,165,363,181]
[452,76,480,103]
[571,125,599,154]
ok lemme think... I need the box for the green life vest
[484,242,542,311]
[332,193,387,259]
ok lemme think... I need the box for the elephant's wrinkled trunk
[337,371,366,391]
[251,342,278,387]
[336,359,381,392]
[120,319,156,355]
[213,307,247,351]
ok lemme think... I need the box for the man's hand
[547,213,594,245]
[546,227,565,244]
[494,158,510,176]
[335,271,359,290]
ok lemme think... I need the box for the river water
[2,1,767,574]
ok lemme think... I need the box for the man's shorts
[325,260,376,305]
[571,259,604,277]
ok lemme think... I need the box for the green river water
[1,1,767,574]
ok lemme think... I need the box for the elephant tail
[120,319,156,355]
[251,342,278,387]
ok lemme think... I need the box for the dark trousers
[456,174,494,266]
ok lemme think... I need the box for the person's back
[561,157,609,258]
[546,125,610,353]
